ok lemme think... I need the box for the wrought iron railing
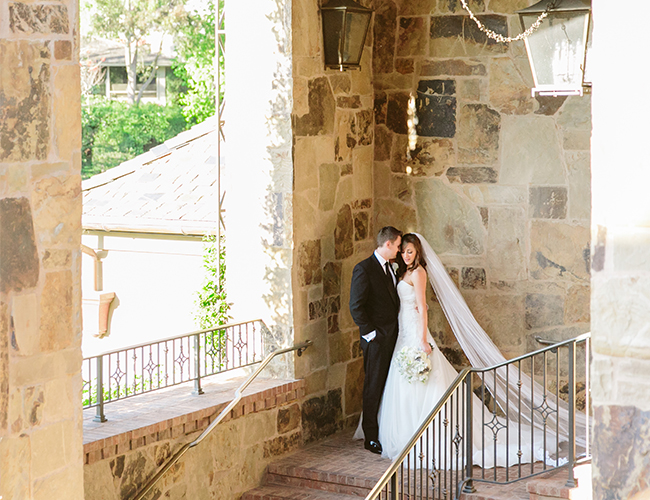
[366,333,591,500]
[131,339,312,500]
[82,319,266,422]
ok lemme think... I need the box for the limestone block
[0,41,51,162]
[43,376,76,424]
[345,358,364,415]
[319,163,340,212]
[461,267,486,289]
[31,175,82,246]
[334,111,356,162]
[487,206,527,280]
[0,198,39,293]
[277,403,301,434]
[374,161,392,198]
[0,302,7,431]
[487,0,530,12]
[294,77,335,136]
[447,166,497,183]
[53,64,81,161]
[459,79,482,101]
[294,136,334,192]
[437,0,484,13]
[400,0,435,15]
[529,186,567,219]
[391,174,411,202]
[329,73,352,94]
[415,80,456,138]
[421,59,486,76]
[375,198,418,235]
[264,430,302,458]
[374,125,392,161]
[31,421,75,477]
[39,271,74,352]
[430,15,508,58]
[557,95,591,130]
[334,204,354,259]
[534,95,567,116]
[292,0,321,58]
[11,292,39,356]
[301,389,343,442]
[457,104,500,164]
[395,58,415,74]
[565,285,590,324]
[530,221,590,282]
[350,53,373,96]
[9,3,70,33]
[566,151,591,221]
[293,193,318,240]
[386,91,410,134]
[356,109,373,146]
[374,92,387,124]
[592,404,650,498]
[372,0,397,74]
[525,293,564,330]
[0,434,31,498]
[243,411,277,447]
[0,165,29,195]
[304,367,328,395]
[452,185,526,205]
[329,330,354,364]
[489,57,533,115]
[297,240,322,286]
[42,248,72,269]
[397,16,428,56]
[414,178,485,255]
[562,129,591,150]
[500,115,565,185]
[464,293,525,349]
[592,275,650,360]
[354,211,369,241]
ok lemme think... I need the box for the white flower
[396,345,433,383]
[391,261,399,273]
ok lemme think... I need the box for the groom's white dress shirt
[362,250,396,343]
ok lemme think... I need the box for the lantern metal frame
[320,0,373,71]
[517,0,592,97]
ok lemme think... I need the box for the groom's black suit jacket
[349,254,400,343]
[349,253,400,442]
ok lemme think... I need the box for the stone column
[225,0,294,357]
[0,0,84,497]
[590,1,650,497]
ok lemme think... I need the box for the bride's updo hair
[399,233,427,276]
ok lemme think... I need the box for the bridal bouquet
[396,345,433,383]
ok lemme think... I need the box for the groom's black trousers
[360,335,398,443]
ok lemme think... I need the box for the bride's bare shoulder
[411,266,427,282]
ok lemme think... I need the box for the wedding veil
[413,233,587,449]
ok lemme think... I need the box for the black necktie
[385,262,394,287]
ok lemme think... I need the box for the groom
[349,226,402,454]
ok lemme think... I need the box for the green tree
[89,0,186,104]
[172,0,222,123]
[81,98,187,178]
[195,234,231,329]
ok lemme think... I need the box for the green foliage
[195,234,231,330]
[172,0,221,123]
[82,98,189,179]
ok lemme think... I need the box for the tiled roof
[82,118,220,236]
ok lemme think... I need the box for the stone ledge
[83,376,306,465]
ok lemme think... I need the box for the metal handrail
[365,333,591,500]
[131,339,313,500]
[365,368,471,500]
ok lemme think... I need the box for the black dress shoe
[364,440,383,455]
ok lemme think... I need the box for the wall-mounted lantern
[320,0,372,71]
[518,0,592,96]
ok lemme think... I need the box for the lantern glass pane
[322,10,344,67]
[523,11,588,91]
[341,11,371,64]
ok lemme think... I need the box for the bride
[355,233,567,467]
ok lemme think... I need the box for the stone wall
[370,0,591,364]
[0,0,84,496]
[84,381,307,499]
[291,0,376,433]
[590,1,650,497]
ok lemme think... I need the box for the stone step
[241,484,364,500]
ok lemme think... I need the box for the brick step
[266,470,372,496]
[241,484,364,500]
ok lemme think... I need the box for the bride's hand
[422,341,432,355]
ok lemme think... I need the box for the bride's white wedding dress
[372,280,553,466]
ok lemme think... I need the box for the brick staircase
[242,431,592,500]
